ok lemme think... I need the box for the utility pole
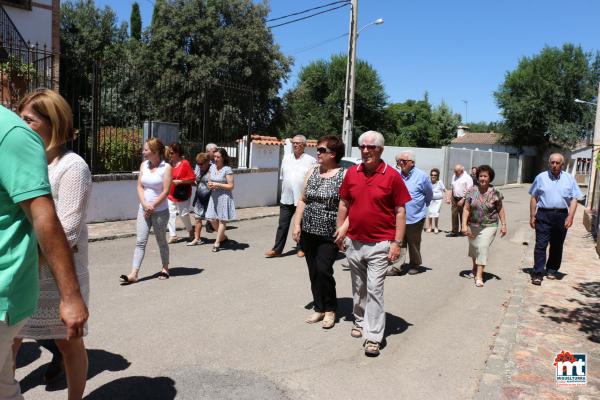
[342,0,358,157]
[587,83,600,207]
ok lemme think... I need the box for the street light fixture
[461,99,468,124]
[341,2,385,156]
[575,98,597,106]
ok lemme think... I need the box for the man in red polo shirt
[335,130,411,357]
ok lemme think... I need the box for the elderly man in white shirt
[265,135,316,258]
[446,164,473,237]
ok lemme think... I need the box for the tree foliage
[130,2,142,41]
[141,0,292,130]
[494,43,599,148]
[282,54,386,141]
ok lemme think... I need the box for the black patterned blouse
[301,167,345,238]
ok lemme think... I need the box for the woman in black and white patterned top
[293,135,346,329]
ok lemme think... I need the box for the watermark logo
[554,351,586,385]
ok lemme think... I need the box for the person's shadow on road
[18,346,131,394]
[123,267,203,285]
[459,269,502,282]
[84,376,177,399]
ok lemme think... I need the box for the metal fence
[444,147,513,186]
[59,60,255,174]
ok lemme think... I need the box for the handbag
[173,184,190,201]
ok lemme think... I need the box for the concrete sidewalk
[477,206,600,399]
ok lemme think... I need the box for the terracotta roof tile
[451,132,499,145]
[237,135,318,147]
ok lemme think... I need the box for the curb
[474,229,533,399]
[88,211,279,242]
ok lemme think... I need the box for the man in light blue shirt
[388,150,433,276]
[529,153,582,284]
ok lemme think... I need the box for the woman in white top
[425,168,446,234]
[15,89,91,400]
[120,138,173,283]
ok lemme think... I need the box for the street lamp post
[341,0,383,156]
[574,85,600,208]
[462,99,468,125]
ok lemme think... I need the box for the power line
[267,1,349,22]
[268,2,350,29]
[292,32,348,54]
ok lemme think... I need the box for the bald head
[454,164,464,176]
[549,153,565,176]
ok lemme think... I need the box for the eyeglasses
[292,142,304,146]
[397,159,412,164]
[316,147,333,154]
[430,174,438,177]
[359,144,378,151]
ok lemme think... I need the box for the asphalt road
[16,186,534,400]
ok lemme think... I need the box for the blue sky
[95,0,600,123]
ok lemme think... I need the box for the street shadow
[84,376,176,400]
[458,270,502,282]
[521,267,568,280]
[220,239,249,251]
[382,312,413,348]
[281,249,298,257]
[15,342,41,369]
[403,265,432,275]
[167,267,203,277]
[538,281,600,343]
[19,348,131,394]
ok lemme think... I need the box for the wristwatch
[392,240,403,246]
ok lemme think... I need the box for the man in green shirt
[0,105,88,399]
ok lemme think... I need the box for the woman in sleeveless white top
[120,139,173,284]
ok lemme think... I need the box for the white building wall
[4,1,52,47]
[351,146,445,176]
[86,169,279,223]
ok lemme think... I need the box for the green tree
[384,96,434,147]
[494,43,599,148]
[430,100,461,146]
[283,54,386,141]
[141,0,291,131]
[130,2,142,41]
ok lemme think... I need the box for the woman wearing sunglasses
[292,135,346,329]
[424,168,445,233]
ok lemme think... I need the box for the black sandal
[119,275,137,284]
[158,271,170,280]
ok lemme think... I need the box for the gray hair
[548,153,564,164]
[395,150,415,162]
[358,130,385,147]
[206,143,217,151]
[292,135,307,144]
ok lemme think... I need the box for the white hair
[206,143,217,151]
[548,153,564,164]
[293,134,307,144]
[396,150,415,162]
[358,130,385,147]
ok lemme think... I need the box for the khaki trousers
[0,320,26,400]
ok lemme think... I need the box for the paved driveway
[16,187,533,399]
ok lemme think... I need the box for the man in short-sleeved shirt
[447,164,473,236]
[0,105,51,398]
[336,130,411,357]
[529,153,582,284]
[265,135,315,258]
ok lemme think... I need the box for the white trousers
[167,199,193,237]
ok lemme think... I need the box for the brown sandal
[364,340,380,357]
[351,325,363,338]
[305,312,324,324]
[322,313,335,329]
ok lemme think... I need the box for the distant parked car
[340,156,361,169]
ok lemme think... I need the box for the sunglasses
[316,147,333,154]
[397,159,412,163]
[359,144,378,151]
